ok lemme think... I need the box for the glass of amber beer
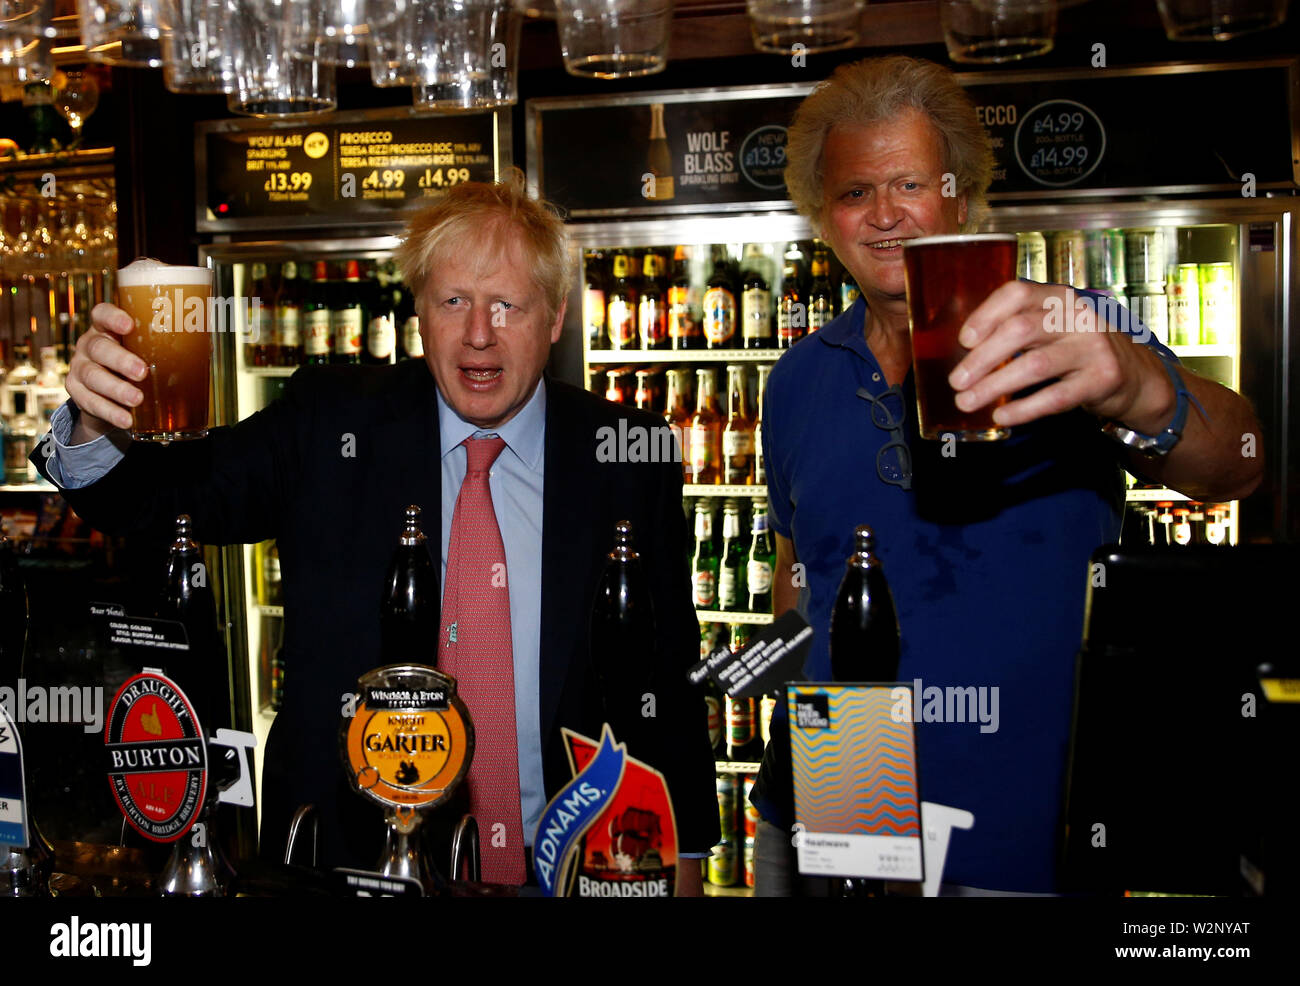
[902,234,1017,441]
[116,259,214,442]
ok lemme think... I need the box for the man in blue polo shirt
[750,56,1263,894]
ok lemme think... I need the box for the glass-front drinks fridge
[527,59,1300,893]
[192,106,511,835]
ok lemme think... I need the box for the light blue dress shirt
[42,401,130,489]
[434,381,547,847]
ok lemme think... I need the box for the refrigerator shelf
[244,367,297,378]
[1170,345,1236,359]
[715,760,762,773]
[587,349,783,364]
[684,484,768,497]
[703,883,754,897]
[697,610,774,625]
[1125,488,1192,502]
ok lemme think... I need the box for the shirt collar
[435,377,547,473]
[817,295,908,392]
[818,295,876,361]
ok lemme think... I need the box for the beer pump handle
[284,804,319,868]
[210,728,257,807]
[449,814,480,883]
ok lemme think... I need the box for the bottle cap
[400,504,425,545]
[170,514,198,553]
[610,520,638,562]
[847,524,880,569]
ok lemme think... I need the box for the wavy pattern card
[790,685,923,881]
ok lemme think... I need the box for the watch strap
[1102,357,1192,455]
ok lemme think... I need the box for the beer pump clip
[340,664,474,895]
[103,667,257,897]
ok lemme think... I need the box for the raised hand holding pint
[902,234,1017,441]
[116,259,215,443]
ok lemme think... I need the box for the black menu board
[529,85,809,218]
[196,107,507,232]
[529,60,1296,217]
[964,60,1296,198]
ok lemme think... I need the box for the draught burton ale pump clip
[101,516,258,897]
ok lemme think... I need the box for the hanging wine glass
[0,200,11,284]
[0,0,82,39]
[79,201,99,269]
[53,70,99,147]
[15,199,41,279]
[99,200,117,272]
[50,199,72,273]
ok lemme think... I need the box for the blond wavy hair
[396,167,572,322]
[784,56,994,233]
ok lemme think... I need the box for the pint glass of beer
[902,234,1017,441]
[116,259,214,442]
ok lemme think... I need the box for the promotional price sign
[964,60,1296,196]
[1013,99,1106,188]
[530,62,1296,215]
[529,85,808,217]
[533,725,678,897]
[104,670,208,843]
[196,107,508,232]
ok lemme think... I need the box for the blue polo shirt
[754,294,1173,892]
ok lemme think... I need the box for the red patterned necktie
[438,435,524,885]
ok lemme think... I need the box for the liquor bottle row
[253,541,284,711]
[256,539,283,608]
[583,240,858,352]
[690,499,776,615]
[239,258,424,368]
[1122,501,1235,548]
[708,771,759,889]
[1,339,65,486]
[0,267,104,378]
[590,362,773,486]
[1016,226,1236,347]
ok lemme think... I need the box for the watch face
[1104,423,1163,455]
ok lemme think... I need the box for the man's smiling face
[820,108,968,307]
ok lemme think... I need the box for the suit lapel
[539,377,597,748]
[374,360,443,584]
